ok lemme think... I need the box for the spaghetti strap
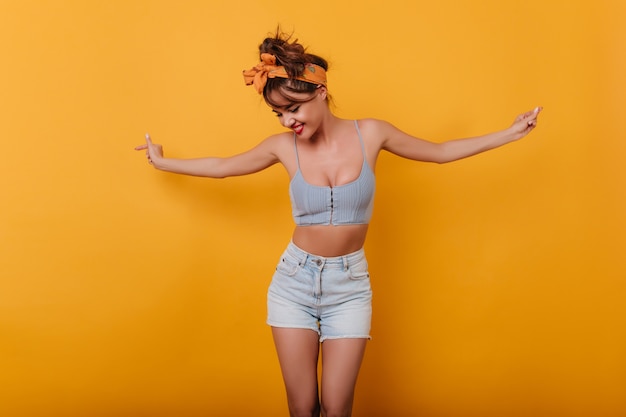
[293,132,301,169]
[354,120,366,157]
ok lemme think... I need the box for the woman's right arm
[135,133,282,178]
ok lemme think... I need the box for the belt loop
[342,255,348,271]
[297,248,307,267]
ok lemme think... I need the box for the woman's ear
[317,85,328,101]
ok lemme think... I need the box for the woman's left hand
[509,106,543,140]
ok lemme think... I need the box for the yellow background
[1,1,624,416]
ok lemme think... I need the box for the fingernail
[145,133,150,139]
[534,106,540,113]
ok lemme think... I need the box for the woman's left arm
[380,107,542,164]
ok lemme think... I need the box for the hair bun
[258,29,327,78]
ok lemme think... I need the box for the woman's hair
[258,29,330,107]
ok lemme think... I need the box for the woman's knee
[320,400,352,417]
[288,400,320,417]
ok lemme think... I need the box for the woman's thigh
[320,338,368,415]
[272,327,321,414]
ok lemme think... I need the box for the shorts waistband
[285,241,365,270]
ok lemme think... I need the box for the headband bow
[242,53,327,94]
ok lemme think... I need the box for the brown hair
[258,29,330,107]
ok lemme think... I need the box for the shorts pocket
[276,255,300,277]
[348,259,370,280]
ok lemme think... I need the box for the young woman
[136,30,542,417]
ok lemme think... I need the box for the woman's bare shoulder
[357,118,398,135]
[260,131,298,172]
[262,131,294,154]
[355,118,395,145]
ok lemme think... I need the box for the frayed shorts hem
[266,321,320,335]
[320,334,372,342]
[267,322,371,343]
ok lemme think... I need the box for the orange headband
[242,53,327,94]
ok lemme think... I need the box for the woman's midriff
[291,224,369,257]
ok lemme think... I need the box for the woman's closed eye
[273,105,300,118]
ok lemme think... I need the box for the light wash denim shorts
[267,242,372,342]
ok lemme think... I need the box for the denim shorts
[267,242,372,342]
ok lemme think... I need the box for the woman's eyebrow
[272,103,295,113]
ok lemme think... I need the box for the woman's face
[267,86,328,139]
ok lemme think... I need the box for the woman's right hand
[132,132,281,177]
[134,133,163,166]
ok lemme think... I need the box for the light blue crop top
[289,120,375,226]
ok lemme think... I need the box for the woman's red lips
[293,124,304,135]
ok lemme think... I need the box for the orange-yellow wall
[1,1,624,416]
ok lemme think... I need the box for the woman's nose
[281,115,294,128]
